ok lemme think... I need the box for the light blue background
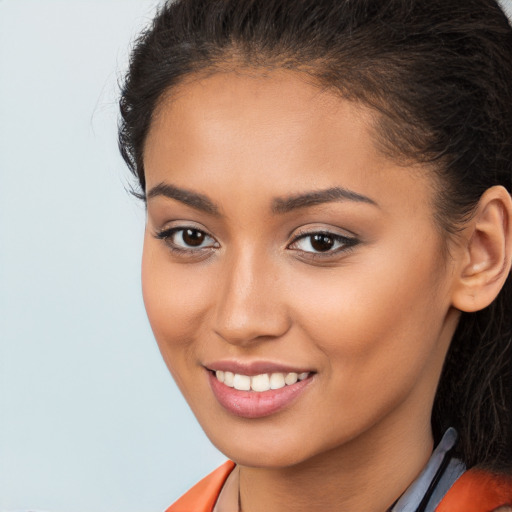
[1,1,511,511]
[0,2,224,511]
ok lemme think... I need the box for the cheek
[141,236,211,371]
[292,238,449,398]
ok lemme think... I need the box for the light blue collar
[391,428,466,512]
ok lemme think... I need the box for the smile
[206,365,315,418]
[214,370,310,392]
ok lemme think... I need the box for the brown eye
[310,234,335,252]
[182,228,205,247]
[155,226,218,252]
[288,230,359,257]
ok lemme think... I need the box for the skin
[142,70,467,512]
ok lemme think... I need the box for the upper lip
[204,360,314,376]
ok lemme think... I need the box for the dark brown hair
[119,0,512,472]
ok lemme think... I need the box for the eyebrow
[272,187,378,214]
[146,182,377,216]
[147,182,220,215]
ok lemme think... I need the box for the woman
[118,0,512,510]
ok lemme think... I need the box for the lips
[205,361,315,418]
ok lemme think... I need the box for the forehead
[147,69,377,161]
[151,68,351,127]
[144,69,435,217]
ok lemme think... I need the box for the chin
[216,438,313,468]
[198,416,337,469]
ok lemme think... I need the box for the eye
[174,228,210,248]
[288,231,358,256]
[155,226,219,253]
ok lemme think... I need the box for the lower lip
[208,371,314,419]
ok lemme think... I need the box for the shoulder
[165,463,512,512]
[165,461,236,512]
[436,468,512,512]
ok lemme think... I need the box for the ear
[451,186,512,313]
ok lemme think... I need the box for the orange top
[166,461,236,512]
[436,469,512,512]
[166,462,512,512]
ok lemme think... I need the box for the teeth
[215,370,310,392]
[270,372,286,390]
[224,371,234,387]
[251,373,270,392]
[284,372,298,385]
[233,374,251,391]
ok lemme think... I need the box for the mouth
[205,363,315,418]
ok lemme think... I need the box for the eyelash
[154,226,360,259]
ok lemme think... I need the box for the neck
[238,411,434,512]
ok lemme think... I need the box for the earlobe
[451,186,512,313]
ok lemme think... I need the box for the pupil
[183,229,204,247]
[311,234,334,252]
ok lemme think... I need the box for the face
[142,70,461,468]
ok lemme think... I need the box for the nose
[213,249,291,346]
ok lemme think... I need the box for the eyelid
[290,224,357,239]
[153,219,215,239]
